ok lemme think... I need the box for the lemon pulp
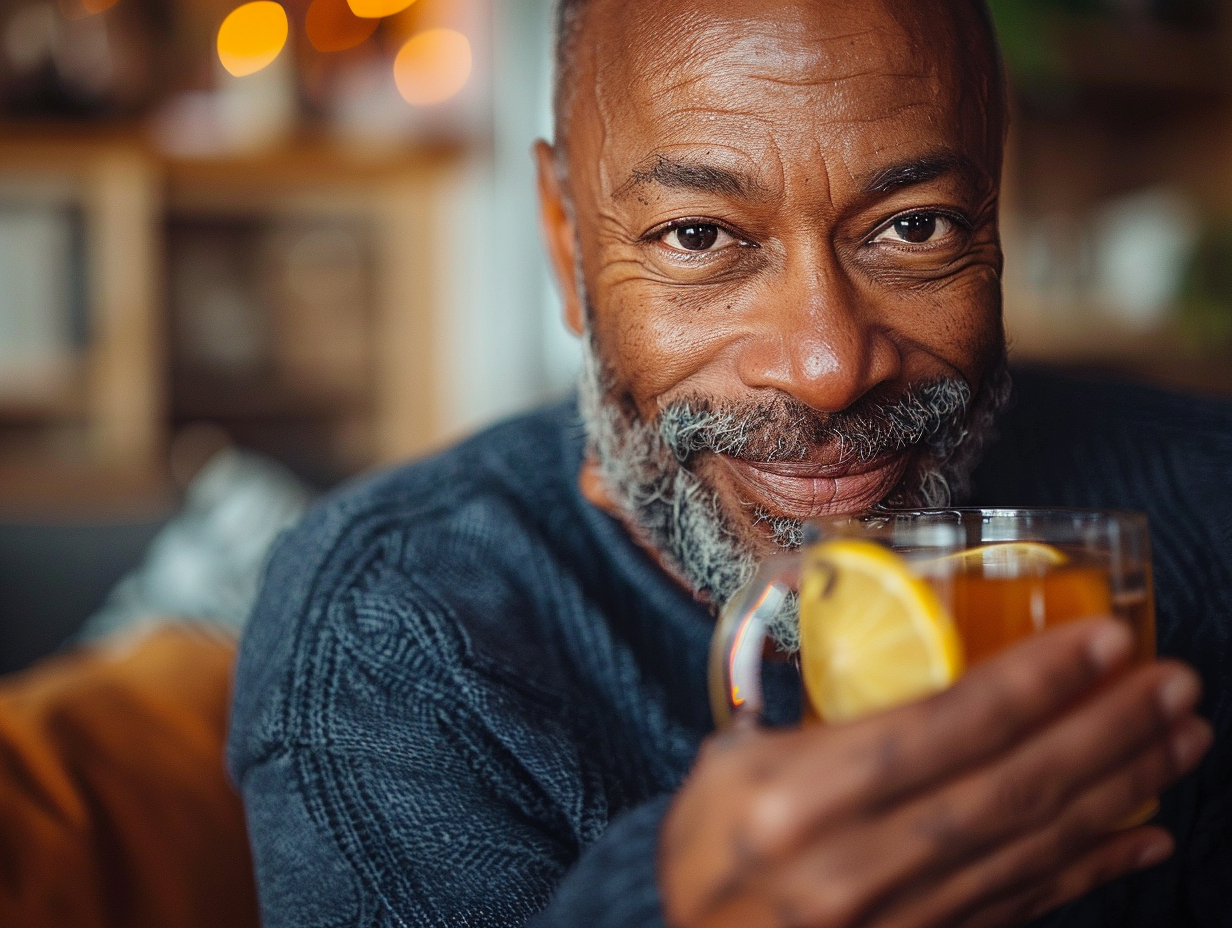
[937,541,1068,577]
[799,540,965,724]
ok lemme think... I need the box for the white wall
[437,0,580,442]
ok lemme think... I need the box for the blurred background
[2,0,1232,668]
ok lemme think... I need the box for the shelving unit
[0,123,475,512]
[998,11,1232,397]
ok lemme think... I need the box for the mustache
[653,378,973,467]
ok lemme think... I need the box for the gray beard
[577,334,1012,652]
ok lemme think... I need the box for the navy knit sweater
[228,369,1232,927]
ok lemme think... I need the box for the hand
[660,619,1212,928]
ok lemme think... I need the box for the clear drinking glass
[708,508,1156,728]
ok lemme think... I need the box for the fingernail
[1136,837,1173,870]
[1171,723,1213,770]
[1088,623,1132,672]
[1159,672,1200,720]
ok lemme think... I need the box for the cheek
[594,274,756,413]
[875,266,1002,384]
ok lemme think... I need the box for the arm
[232,524,1210,928]
[231,562,593,927]
[530,796,673,928]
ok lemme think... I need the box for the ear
[534,139,585,337]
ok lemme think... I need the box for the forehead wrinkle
[626,8,929,105]
[575,0,1001,226]
[820,99,938,129]
[747,69,925,87]
[660,14,908,75]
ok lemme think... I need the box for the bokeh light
[345,0,419,19]
[305,0,378,53]
[393,28,471,107]
[217,1,289,78]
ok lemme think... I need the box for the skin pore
[540,0,1006,555]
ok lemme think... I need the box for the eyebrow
[864,153,984,196]
[615,151,986,202]
[615,155,760,201]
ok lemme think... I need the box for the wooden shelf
[1005,303,1232,397]
[0,355,84,421]
[0,459,173,518]
[1045,19,1232,96]
[0,120,472,180]
[0,122,476,502]
[171,373,370,420]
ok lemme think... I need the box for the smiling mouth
[719,452,911,520]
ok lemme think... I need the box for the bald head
[551,0,1007,175]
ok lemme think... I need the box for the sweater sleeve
[530,795,672,928]
[229,523,675,928]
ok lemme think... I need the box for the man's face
[541,0,1008,626]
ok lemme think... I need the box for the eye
[872,212,956,245]
[660,223,738,253]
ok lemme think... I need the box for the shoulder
[227,401,590,773]
[974,367,1232,518]
[979,367,1232,474]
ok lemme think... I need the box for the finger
[865,716,1207,928]
[757,713,1209,928]
[858,660,1200,880]
[922,660,1202,848]
[743,620,1137,853]
[948,828,1175,928]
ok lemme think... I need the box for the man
[228,0,1228,925]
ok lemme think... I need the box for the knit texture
[229,368,1232,927]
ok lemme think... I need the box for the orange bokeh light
[346,0,419,19]
[306,0,378,52]
[56,0,117,19]
[217,1,289,78]
[393,28,471,106]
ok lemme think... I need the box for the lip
[720,452,910,519]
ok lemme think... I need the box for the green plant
[1177,224,1232,349]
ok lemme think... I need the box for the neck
[578,456,707,603]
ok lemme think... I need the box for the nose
[735,243,901,412]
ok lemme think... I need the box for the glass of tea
[708,508,1156,729]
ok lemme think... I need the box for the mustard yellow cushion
[0,626,259,928]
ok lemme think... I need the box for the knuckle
[1129,747,1169,800]
[1049,806,1101,859]
[871,728,905,777]
[793,882,866,928]
[992,767,1065,828]
[990,769,1059,823]
[969,656,1070,735]
[739,786,797,858]
[913,798,965,848]
[1009,883,1061,925]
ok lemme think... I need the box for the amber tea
[710,509,1157,730]
[917,545,1156,668]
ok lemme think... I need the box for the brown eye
[662,223,731,253]
[893,214,935,243]
[872,212,954,246]
[676,224,718,250]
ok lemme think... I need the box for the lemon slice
[940,542,1068,577]
[800,540,964,724]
